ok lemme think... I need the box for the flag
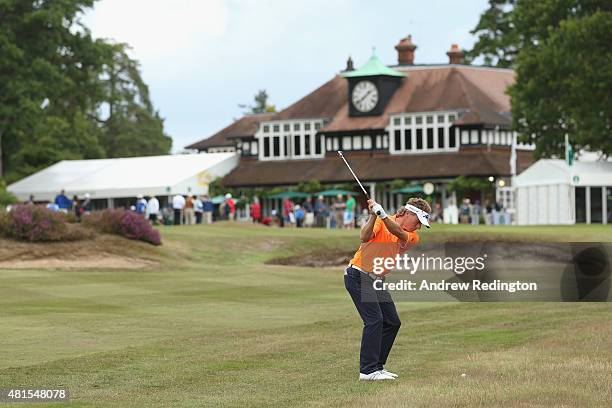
[565,134,573,167]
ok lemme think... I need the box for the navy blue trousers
[344,266,401,374]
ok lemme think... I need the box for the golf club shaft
[337,150,381,215]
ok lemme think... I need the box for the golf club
[337,150,381,215]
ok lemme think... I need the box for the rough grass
[0,223,610,407]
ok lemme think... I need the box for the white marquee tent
[515,159,612,225]
[8,153,239,204]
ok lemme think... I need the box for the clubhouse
[186,37,535,214]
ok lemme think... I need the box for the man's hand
[367,199,376,215]
[367,199,387,219]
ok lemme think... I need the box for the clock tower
[342,54,405,117]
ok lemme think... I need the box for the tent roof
[267,191,311,199]
[515,159,612,187]
[8,153,237,201]
[316,189,358,197]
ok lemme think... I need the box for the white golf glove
[371,203,387,219]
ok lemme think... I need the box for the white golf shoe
[359,370,396,381]
[380,369,398,378]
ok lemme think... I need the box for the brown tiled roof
[221,147,534,187]
[185,112,275,150]
[188,65,515,150]
[271,76,347,121]
[267,65,514,133]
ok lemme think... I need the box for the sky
[82,0,489,153]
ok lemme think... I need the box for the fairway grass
[0,223,611,407]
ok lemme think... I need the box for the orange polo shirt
[350,215,419,274]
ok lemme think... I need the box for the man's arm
[360,213,377,243]
[380,217,409,241]
[360,198,377,242]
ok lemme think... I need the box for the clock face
[351,80,379,112]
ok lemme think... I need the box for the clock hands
[357,90,372,104]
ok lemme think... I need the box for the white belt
[347,264,381,280]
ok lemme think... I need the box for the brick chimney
[395,35,417,65]
[447,44,464,64]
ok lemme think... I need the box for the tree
[466,0,517,67]
[239,90,276,114]
[468,0,611,67]
[510,11,612,157]
[0,1,172,183]
[468,0,612,157]
[97,43,172,157]
[0,0,105,181]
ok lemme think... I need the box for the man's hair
[407,197,432,214]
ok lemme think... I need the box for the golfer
[345,197,432,381]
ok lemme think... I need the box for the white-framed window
[255,119,326,160]
[342,136,351,150]
[363,135,372,149]
[353,136,362,150]
[470,130,478,144]
[387,111,460,154]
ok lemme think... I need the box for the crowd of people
[22,189,511,227]
[29,189,94,221]
[166,193,219,226]
[258,194,361,228]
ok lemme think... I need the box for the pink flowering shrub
[83,209,161,246]
[0,205,92,242]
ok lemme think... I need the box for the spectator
[431,202,442,223]
[261,215,273,226]
[72,195,81,221]
[27,195,35,205]
[459,199,471,224]
[471,200,481,225]
[202,195,214,224]
[81,193,93,215]
[493,201,502,225]
[194,196,203,224]
[484,200,493,225]
[332,194,346,228]
[251,196,262,223]
[294,204,305,228]
[184,195,195,225]
[302,196,315,227]
[443,198,459,224]
[225,193,236,221]
[172,194,185,225]
[147,195,160,225]
[54,189,72,213]
[314,195,327,228]
[162,206,174,225]
[282,197,294,227]
[344,195,356,229]
[271,209,280,226]
[46,202,60,211]
[135,194,148,216]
